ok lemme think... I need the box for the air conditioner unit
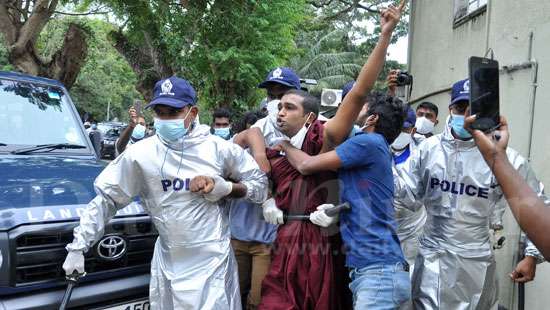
[321,89,342,107]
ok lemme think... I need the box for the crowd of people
[62,1,550,309]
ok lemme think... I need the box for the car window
[106,128,122,137]
[0,78,87,150]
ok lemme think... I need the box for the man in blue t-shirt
[274,2,408,308]
[277,94,410,309]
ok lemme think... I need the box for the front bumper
[0,273,149,310]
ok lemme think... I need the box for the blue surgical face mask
[214,127,231,140]
[154,109,192,142]
[450,113,472,139]
[132,124,146,140]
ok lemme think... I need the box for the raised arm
[322,0,407,152]
[116,107,139,154]
[465,115,550,260]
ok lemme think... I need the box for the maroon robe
[258,120,351,310]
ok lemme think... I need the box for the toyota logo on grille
[97,235,127,260]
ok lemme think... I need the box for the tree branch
[310,0,382,19]
[53,10,111,16]
[12,0,57,55]
[355,2,380,13]
[54,4,111,16]
[46,22,88,88]
[307,0,335,8]
[0,2,18,44]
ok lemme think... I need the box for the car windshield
[0,78,88,152]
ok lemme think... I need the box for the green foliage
[0,36,14,71]
[2,1,408,122]
[36,17,141,122]
[1,12,140,122]
[290,0,409,94]
[69,19,141,122]
[290,30,362,94]
[178,0,305,113]
[91,0,306,115]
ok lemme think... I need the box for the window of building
[454,0,487,26]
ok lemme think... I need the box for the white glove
[310,204,339,227]
[204,175,233,202]
[262,198,284,225]
[62,251,85,275]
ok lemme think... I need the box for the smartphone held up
[468,56,500,132]
[134,100,142,117]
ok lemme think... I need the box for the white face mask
[266,99,280,117]
[391,132,412,151]
[289,113,313,149]
[415,116,435,135]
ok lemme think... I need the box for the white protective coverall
[393,137,428,269]
[66,123,268,309]
[394,121,545,310]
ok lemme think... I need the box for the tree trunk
[109,30,173,101]
[45,23,88,89]
[0,1,88,89]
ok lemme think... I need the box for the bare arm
[491,155,550,260]
[321,0,407,153]
[116,107,138,154]
[233,127,271,174]
[466,115,550,260]
[189,176,248,198]
[278,141,342,175]
[228,183,248,198]
[116,125,134,154]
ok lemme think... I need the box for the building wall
[408,0,550,309]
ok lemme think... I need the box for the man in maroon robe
[258,89,351,310]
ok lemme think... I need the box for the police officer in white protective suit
[394,79,545,309]
[62,76,268,309]
[390,105,428,270]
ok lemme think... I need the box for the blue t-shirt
[335,132,405,269]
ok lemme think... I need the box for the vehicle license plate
[99,298,149,310]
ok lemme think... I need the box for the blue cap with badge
[258,67,301,90]
[146,76,197,109]
[451,79,470,105]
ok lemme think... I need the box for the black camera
[396,71,413,86]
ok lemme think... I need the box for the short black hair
[233,110,266,134]
[283,89,319,116]
[417,101,439,117]
[367,91,384,106]
[244,110,265,127]
[212,107,232,121]
[367,94,406,144]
